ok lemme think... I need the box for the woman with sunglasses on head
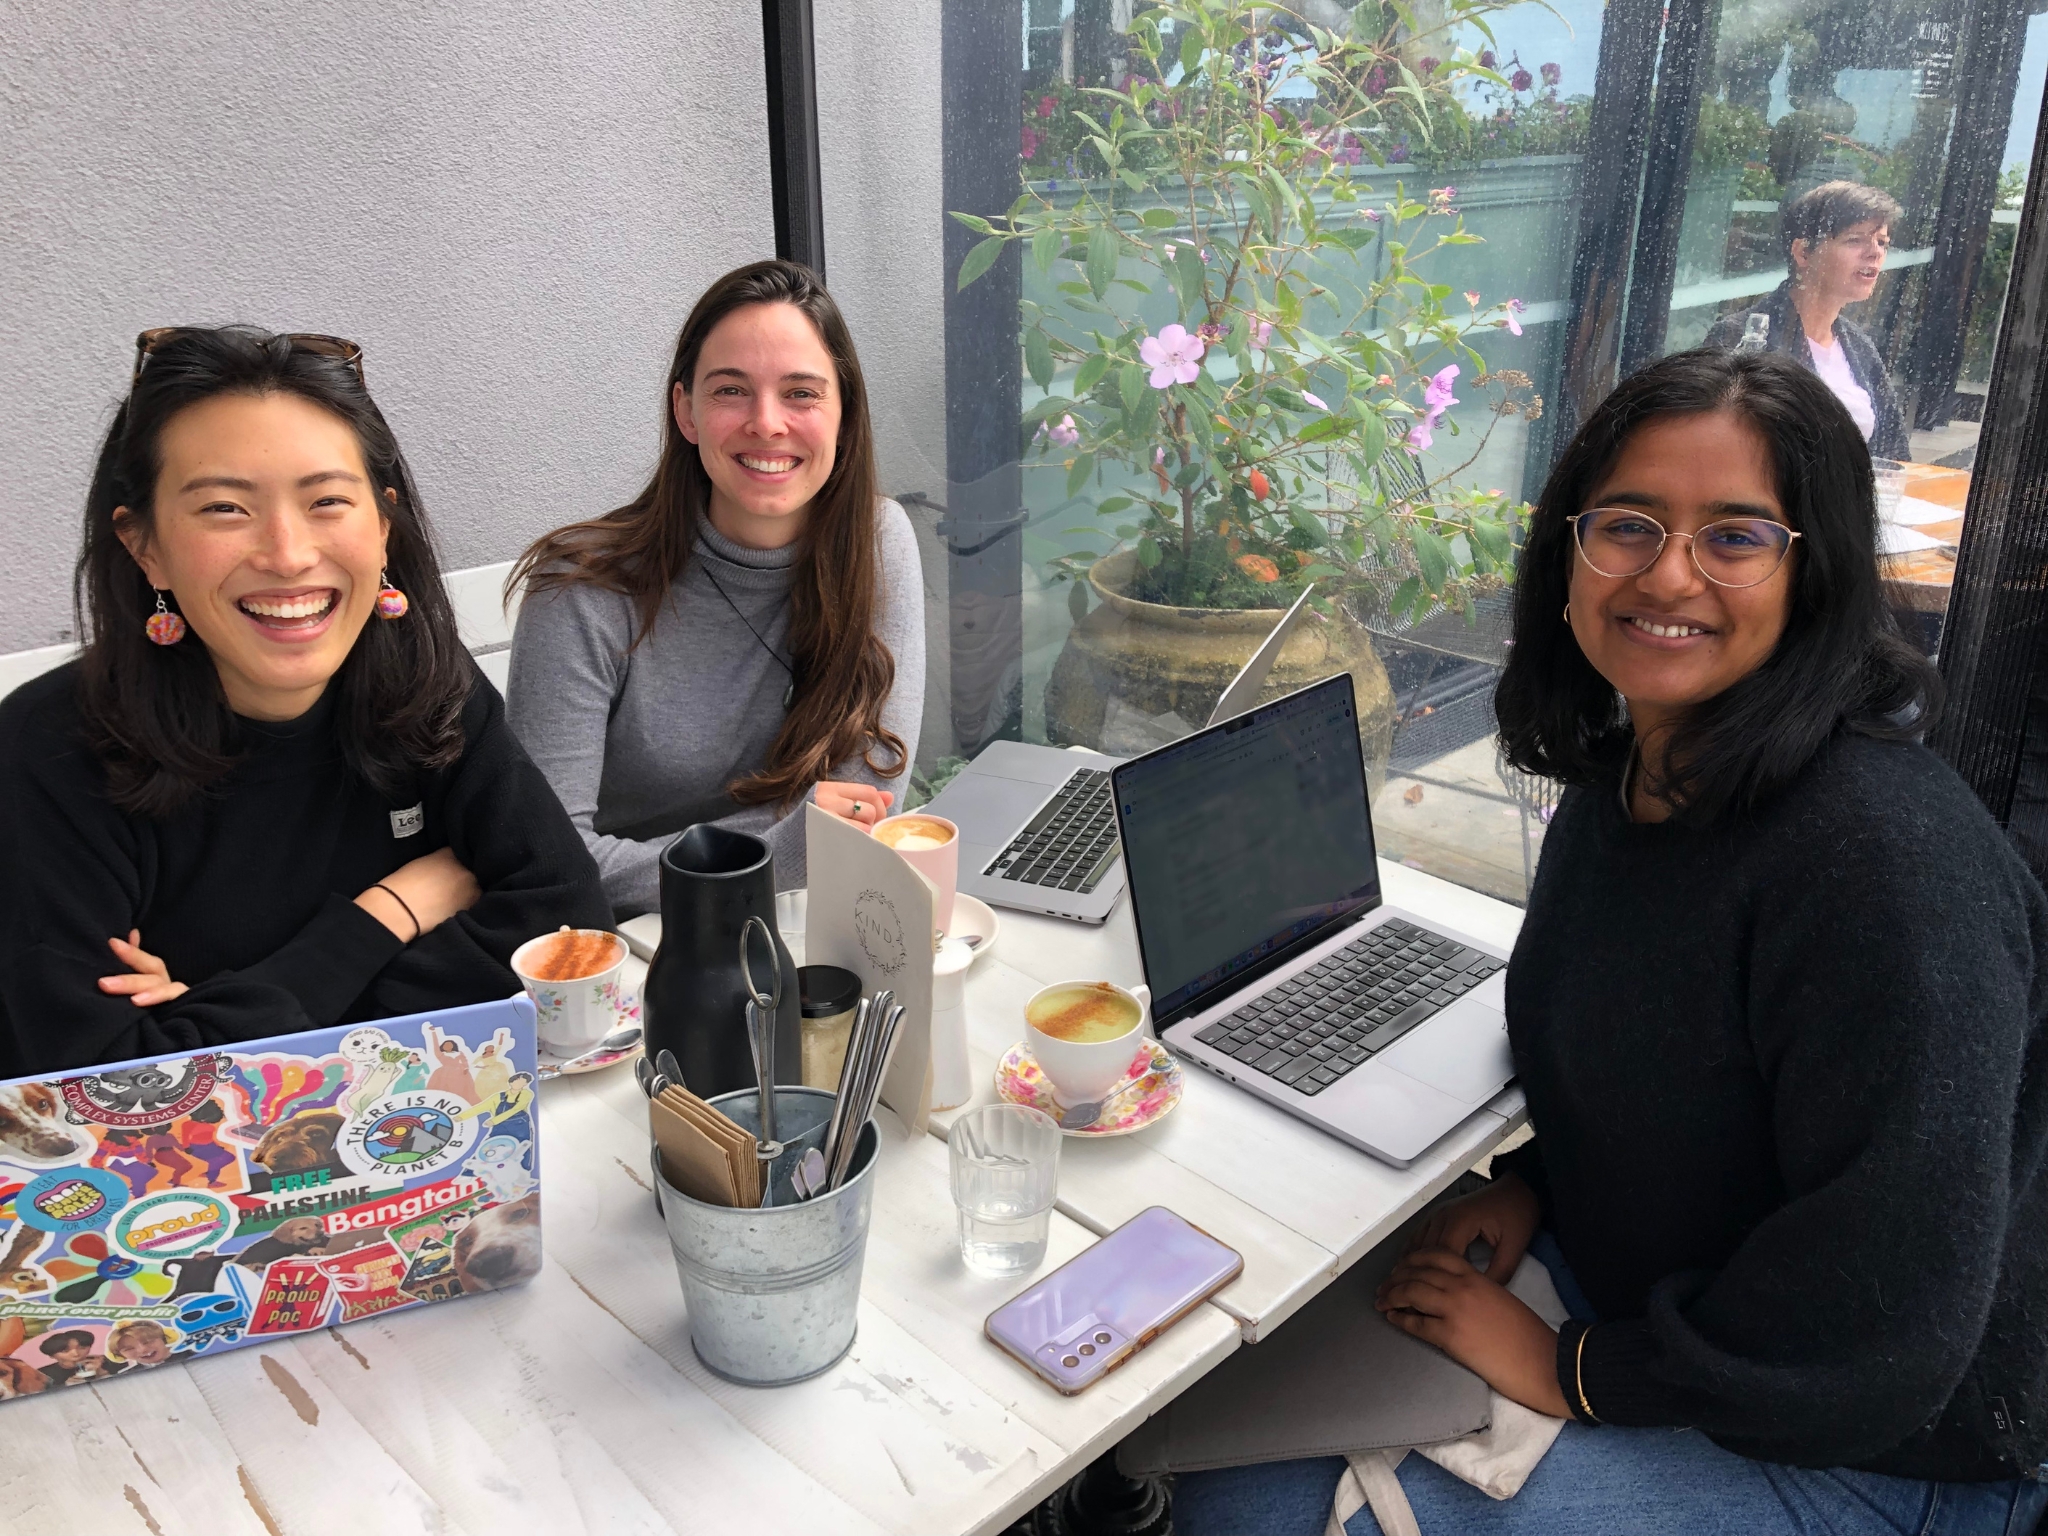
[1707,180,1909,461]
[0,327,610,1078]
[505,260,923,913]
[1172,350,2046,1535]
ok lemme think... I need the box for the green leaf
[1413,527,1452,595]
[1298,562,1343,580]
[1179,26,1204,80]
[1086,226,1119,300]
[1069,581,1092,624]
[1096,495,1133,515]
[1023,395,1077,426]
[1290,506,1328,545]
[957,235,1005,291]
[1119,361,1149,412]
[1119,169,1147,193]
[1391,576,1422,618]
[1139,207,1180,229]
[1137,535,1163,569]
[1074,354,1113,395]
[1025,328,1055,390]
[1354,410,1388,466]
[1032,225,1060,275]
[1175,243,1206,315]
[1299,414,1348,444]
[950,212,997,235]
[1066,452,1096,498]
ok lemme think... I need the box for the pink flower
[1039,94,1057,118]
[1048,414,1079,448]
[1419,55,1441,75]
[1154,446,1167,466]
[1303,391,1328,410]
[1510,67,1533,91]
[1021,125,1040,160]
[1463,290,1481,306]
[1363,207,1382,223]
[1540,62,1561,87]
[1407,364,1460,455]
[1503,298,1526,337]
[1428,186,1458,215]
[1253,319,1275,349]
[1197,321,1226,343]
[1139,324,1205,389]
[1478,49,1498,69]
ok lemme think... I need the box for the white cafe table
[0,858,1523,1536]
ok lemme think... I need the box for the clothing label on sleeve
[390,803,424,838]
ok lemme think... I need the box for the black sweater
[1495,733,2048,1481]
[0,662,611,1078]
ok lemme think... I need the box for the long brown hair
[510,260,903,808]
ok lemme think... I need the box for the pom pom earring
[374,571,409,619]
[145,590,187,646]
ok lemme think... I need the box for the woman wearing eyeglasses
[1706,180,1909,461]
[1172,350,2045,1534]
[504,260,923,913]
[0,326,609,1077]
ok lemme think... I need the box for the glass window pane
[1653,0,2048,658]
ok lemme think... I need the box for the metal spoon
[538,1025,644,1081]
[1054,1071,1150,1132]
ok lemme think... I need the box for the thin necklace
[700,563,796,709]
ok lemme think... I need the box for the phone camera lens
[1078,1343,1095,1356]
[1094,1331,1112,1344]
[1062,1355,1080,1368]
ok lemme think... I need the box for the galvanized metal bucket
[651,1085,879,1386]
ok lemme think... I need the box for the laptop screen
[1114,674,1381,1023]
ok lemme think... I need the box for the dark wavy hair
[509,259,905,809]
[1494,348,1939,822]
[75,326,471,817]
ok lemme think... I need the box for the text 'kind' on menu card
[804,804,937,1133]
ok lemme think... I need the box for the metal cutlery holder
[652,1086,879,1386]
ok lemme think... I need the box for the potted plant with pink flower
[953,0,1543,758]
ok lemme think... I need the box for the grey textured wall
[0,1,773,653]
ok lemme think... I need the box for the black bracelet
[373,882,421,942]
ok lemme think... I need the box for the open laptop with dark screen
[1113,673,1515,1167]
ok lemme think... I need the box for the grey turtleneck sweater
[505,503,925,915]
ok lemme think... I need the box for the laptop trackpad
[1379,1003,1512,1107]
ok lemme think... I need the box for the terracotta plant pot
[1043,550,1397,793]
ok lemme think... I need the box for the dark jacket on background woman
[1705,281,1911,461]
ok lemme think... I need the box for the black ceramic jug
[643,824,801,1099]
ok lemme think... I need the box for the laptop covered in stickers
[0,996,539,1400]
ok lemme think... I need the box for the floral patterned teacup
[511,927,629,1054]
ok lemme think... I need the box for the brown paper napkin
[650,1085,759,1207]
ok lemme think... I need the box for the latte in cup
[521,929,624,982]
[1026,982,1142,1043]
[873,815,955,852]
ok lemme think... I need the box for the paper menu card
[804,804,937,1134]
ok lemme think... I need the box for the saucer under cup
[512,927,630,1054]
[1023,979,1154,1107]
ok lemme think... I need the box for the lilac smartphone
[985,1206,1243,1394]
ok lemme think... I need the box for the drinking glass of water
[948,1103,1061,1276]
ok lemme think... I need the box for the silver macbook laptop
[1115,673,1514,1167]
[927,585,1319,924]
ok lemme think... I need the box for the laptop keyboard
[984,769,1121,892]
[1190,920,1505,1096]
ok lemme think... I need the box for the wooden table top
[1881,464,1971,614]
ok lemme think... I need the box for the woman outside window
[1707,180,1910,461]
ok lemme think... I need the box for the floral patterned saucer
[995,1038,1183,1137]
[536,990,644,1078]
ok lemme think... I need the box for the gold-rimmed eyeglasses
[131,328,366,388]
[1567,507,1801,589]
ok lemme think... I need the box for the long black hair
[1493,348,1938,822]
[74,326,471,817]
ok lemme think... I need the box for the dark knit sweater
[1495,733,2048,1481]
[0,662,610,1078]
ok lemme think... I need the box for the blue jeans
[1172,1236,2048,1536]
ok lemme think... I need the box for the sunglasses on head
[131,328,366,388]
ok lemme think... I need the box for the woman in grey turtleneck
[505,261,924,916]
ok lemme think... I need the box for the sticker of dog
[450,1192,540,1293]
[0,1083,88,1165]
[0,1224,50,1298]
